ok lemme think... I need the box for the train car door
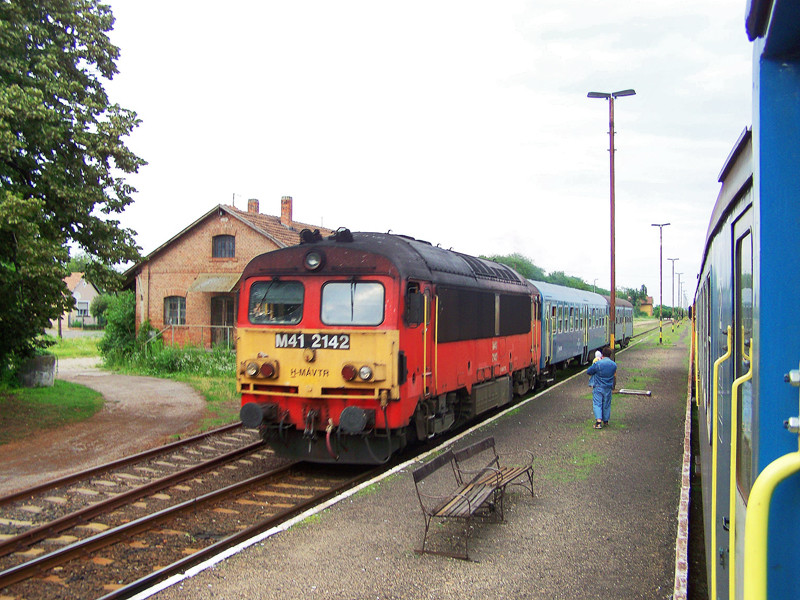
[543,301,552,366]
[730,206,753,592]
[423,285,436,397]
[582,305,589,363]
[532,295,541,376]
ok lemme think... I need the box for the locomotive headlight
[358,365,373,381]
[245,361,260,377]
[304,251,324,271]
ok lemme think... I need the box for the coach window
[212,234,235,258]
[164,296,186,325]
[249,280,303,324]
[322,281,384,326]
[736,228,754,498]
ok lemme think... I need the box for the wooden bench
[453,436,534,521]
[411,449,501,560]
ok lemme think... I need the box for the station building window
[212,234,235,258]
[164,296,186,325]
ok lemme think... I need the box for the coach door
[543,302,554,365]
[422,285,436,398]
[729,206,753,596]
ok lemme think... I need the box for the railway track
[0,424,377,599]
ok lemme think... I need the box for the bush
[123,342,235,378]
[98,291,137,362]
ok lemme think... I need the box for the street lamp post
[676,273,683,316]
[588,88,636,357]
[651,223,670,344]
[667,257,679,331]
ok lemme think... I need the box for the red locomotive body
[237,229,539,463]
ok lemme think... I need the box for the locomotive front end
[237,235,407,463]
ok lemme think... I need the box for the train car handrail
[710,325,732,600]
[729,338,753,600]
[743,451,800,600]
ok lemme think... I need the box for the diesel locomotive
[236,228,630,464]
[690,3,800,598]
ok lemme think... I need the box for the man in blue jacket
[586,346,617,429]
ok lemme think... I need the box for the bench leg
[415,516,472,560]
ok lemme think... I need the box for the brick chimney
[281,196,293,226]
[247,198,260,214]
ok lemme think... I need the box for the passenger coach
[691,4,800,598]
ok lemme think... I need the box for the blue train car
[528,280,608,371]
[692,3,800,598]
[606,296,634,348]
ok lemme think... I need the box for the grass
[169,373,240,430]
[41,334,101,358]
[0,380,104,445]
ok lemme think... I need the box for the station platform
[145,326,692,600]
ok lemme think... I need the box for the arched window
[164,296,186,325]
[212,235,235,258]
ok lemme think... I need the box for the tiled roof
[64,272,84,292]
[226,204,335,247]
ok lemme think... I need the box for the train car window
[321,282,385,326]
[437,287,494,342]
[164,296,186,325]
[249,280,304,325]
[498,294,532,336]
[735,229,754,499]
[557,305,563,333]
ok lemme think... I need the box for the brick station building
[125,196,333,348]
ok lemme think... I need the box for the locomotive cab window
[322,282,384,326]
[404,282,426,326]
[249,280,304,324]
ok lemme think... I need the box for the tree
[483,252,546,280]
[0,192,70,373]
[0,0,144,374]
[90,293,112,327]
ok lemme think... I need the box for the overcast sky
[104,0,753,307]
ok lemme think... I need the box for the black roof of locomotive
[243,229,532,294]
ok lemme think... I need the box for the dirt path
[0,358,207,496]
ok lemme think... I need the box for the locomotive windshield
[321,282,384,326]
[248,280,304,324]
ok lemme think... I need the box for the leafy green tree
[0,0,144,374]
[0,192,70,373]
[90,293,113,327]
[484,252,546,280]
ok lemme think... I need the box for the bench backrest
[412,449,455,485]
[453,436,497,464]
